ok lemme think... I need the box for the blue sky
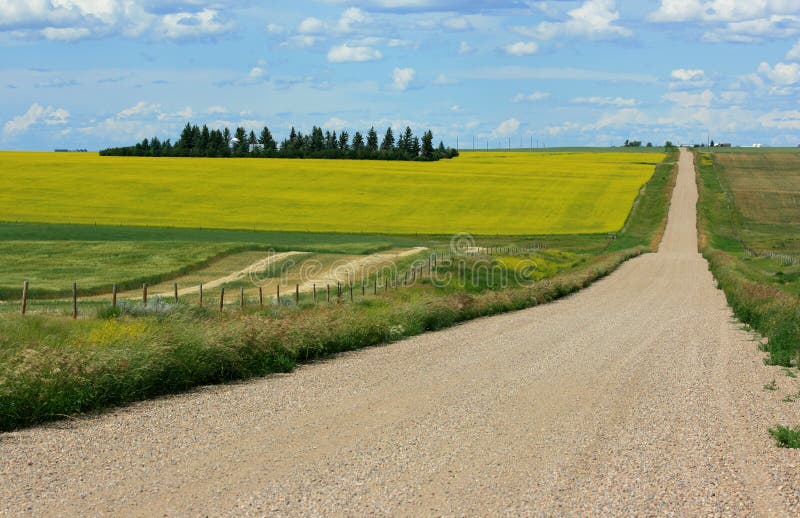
[1,0,799,150]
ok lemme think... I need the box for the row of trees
[100,123,459,161]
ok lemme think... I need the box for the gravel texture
[1,149,798,516]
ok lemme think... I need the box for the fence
[13,246,543,319]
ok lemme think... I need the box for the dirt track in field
[2,149,798,515]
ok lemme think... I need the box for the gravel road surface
[2,149,798,515]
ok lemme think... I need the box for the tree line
[100,123,459,161]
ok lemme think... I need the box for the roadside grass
[0,151,677,431]
[769,425,800,448]
[695,150,800,369]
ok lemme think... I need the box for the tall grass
[0,249,640,431]
[695,151,799,368]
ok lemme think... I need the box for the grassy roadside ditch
[695,150,800,448]
[0,153,677,432]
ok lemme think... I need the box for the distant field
[0,151,662,235]
[698,149,800,295]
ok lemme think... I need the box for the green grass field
[0,151,662,235]
[696,148,800,369]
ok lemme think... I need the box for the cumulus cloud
[298,17,326,34]
[493,118,520,136]
[788,40,800,60]
[0,1,236,42]
[3,103,70,137]
[758,61,800,85]
[663,89,714,107]
[758,109,800,129]
[649,1,800,42]
[670,68,713,88]
[392,67,415,90]
[649,0,800,23]
[512,91,549,102]
[324,117,349,130]
[513,0,632,41]
[504,41,538,56]
[572,96,636,106]
[327,43,382,62]
[671,68,704,81]
[458,41,475,55]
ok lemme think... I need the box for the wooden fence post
[21,280,28,316]
[295,284,299,305]
[112,283,117,308]
[350,283,353,302]
[219,287,225,312]
[72,282,78,320]
[277,285,281,305]
[361,282,365,297]
[174,283,179,303]
[199,283,204,307]
[142,283,148,306]
[313,284,317,304]
[327,284,330,303]
[259,286,263,307]
[374,278,377,295]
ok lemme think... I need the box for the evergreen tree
[259,126,276,151]
[199,125,210,155]
[411,136,421,157]
[380,127,395,152]
[421,130,434,159]
[352,132,365,151]
[366,127,379,152]
[338,131,349,151]
[311,126,325,152]
[401,126,414,154]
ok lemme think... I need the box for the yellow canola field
[0,151,663,235]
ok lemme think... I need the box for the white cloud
[671,68,704,81]
[512,91,550,102]
[327,43,382,62]
[324,117,349,130]
[572,96,636,106]
[719,91,748,105]
[649,0,800,23]
[266,23,286,35]
[3,103,70,137]
[156,9,232,41]
[663,89,715,107]
[0,1,236,42]
[282,35,319,48]
[433,73,455,85]
[649,1,800,41]
[118,101,160,119]
[443,16,471,31]
[669,68,713,88]
[758,61,800,85]
[206,106,228,114]
[337,7,367,32]
[704,15,800,42]
[788,40,800,60]
[514,0,632,41]
[493,118,520,136]
[298,17,326,34]
[504,41,539,56]
[392,67,415,90]
[450,105,462,112]
[458,41,475,55]
[758,110,800,129]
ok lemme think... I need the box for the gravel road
[2,149,798,515]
